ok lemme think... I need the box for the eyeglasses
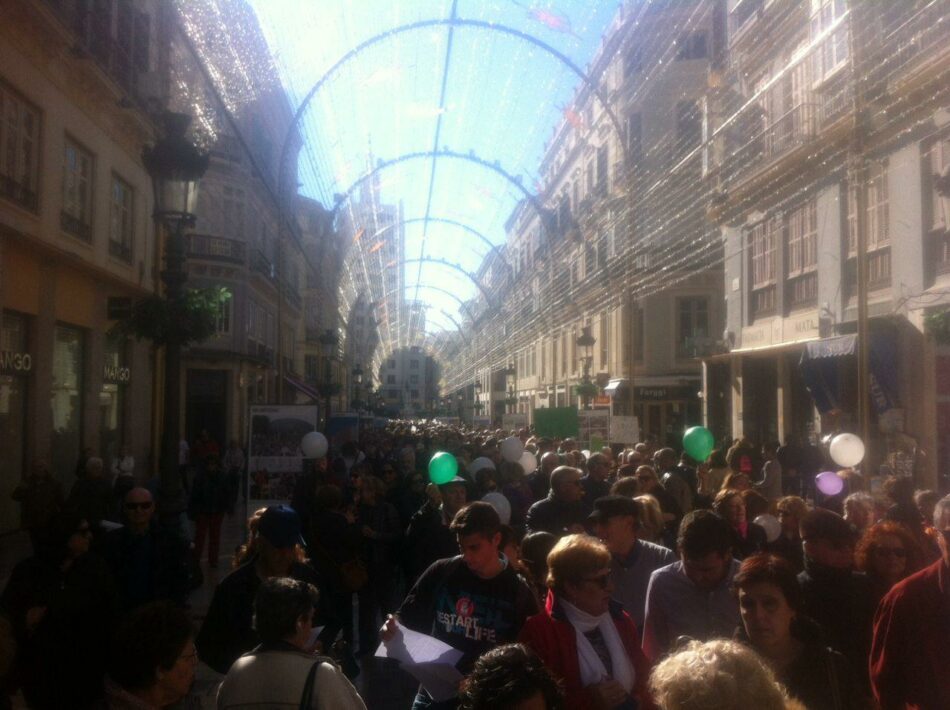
[581,573,611,589]
[874,547,907,559]
[125,501,153,511]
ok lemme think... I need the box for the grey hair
[934,494,950,529]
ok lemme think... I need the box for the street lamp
[352,363,363,410]
[317,328,339,422]
[576,325,597,410]
[143,111,209,517]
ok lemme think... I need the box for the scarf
[560,598,636,693]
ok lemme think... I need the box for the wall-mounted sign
[0,351,32,373]
[103,364,131,384]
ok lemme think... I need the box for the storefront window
[100,338,127,465]
[51,325,84,482]
[1,312,30,532]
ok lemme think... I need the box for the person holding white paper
[381,502,538,710]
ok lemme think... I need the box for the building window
[108,174,133,263]
[387,375,396,384]
[623,46,642,77]
[100,338,126,464]
[596,144,609,196]
[305,355,318,382]
[846,161,891,291]
[930,136,950,271]
[1,311,29,530]
[750,217,779,318]
[810,0,850,85]
[409,375,419,384]
[787,199,818,309]
[51,325,84,484]
[634,307,644,362]
[410,359,419,369]
[410,389,419,399]
[222,186,245,239]
[557,195,572,236]
[626,112,642,164]
[599,314,608,369]
[0,82,40,212]
[62,137,94,242]
[676,101,701,150]
[677,298,709,357]
[215,289,232,335]
[676,32,708,61]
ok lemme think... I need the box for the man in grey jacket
[216,578,366,710]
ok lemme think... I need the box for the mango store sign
[0,351,31,373]
[104,364,131,383]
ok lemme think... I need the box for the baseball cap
[439,475,468,488]
[588,495,641,524]
[258,505,306,549]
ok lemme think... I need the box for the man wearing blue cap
[196,505,336,673]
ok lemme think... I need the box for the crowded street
[2,0,950,708]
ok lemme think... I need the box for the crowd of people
[2,421,949,709]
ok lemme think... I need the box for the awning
[284,375,321,401]
[798,334,898,414]
[604,379,629,398]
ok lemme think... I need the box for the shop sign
[784,313,820,340]
[0,350,32,373]
[592,395,611,407]
[103,364,131,384]
[635,386,697,401]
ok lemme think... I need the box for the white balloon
[500,436,524,463]
[467,456,496,475]
[754,514,782,543]
[301,431,328,459]
[519,450,538,474]
[482,492,511,525]
[829,433,865,468]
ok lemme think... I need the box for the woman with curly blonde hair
[855,520,924,606]
[649,639,805,710]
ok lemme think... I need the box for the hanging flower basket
[573,382,600,398]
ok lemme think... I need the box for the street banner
[502,413,527,431]
[610,415,641,445]
[579,410,610,451]
[535,407,580,438]
[248,405,318,507]
[327,414,360,448]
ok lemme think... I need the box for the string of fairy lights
[172,0,950,398]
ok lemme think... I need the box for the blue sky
[247,0,622,343]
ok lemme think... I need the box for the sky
[246,0,624,345]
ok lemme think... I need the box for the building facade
[0,0,164,530]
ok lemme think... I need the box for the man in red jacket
[870,496,950,710]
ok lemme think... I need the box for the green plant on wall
[573,382,599,398]
[110,287,231,347]
[924,308,950,345]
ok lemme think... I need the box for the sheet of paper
[374,625,463,666]
[306,626,326,648]
[402,661,465,702]
[375,625,465,700]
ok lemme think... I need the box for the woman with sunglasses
[855,521,924,608]
[520,534,655,710]
[0,512,116,708]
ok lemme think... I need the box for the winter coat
[730,522,768,560]
[97,523,190,610]
[67,476,115,527]
[187,467,232,517]
[520,590,655,710]
[11,476,63,532]
[524,496,588,536]
[403,502,458,583]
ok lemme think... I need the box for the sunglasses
[581,573,611,589]
[125,501,153,510]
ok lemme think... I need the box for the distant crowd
[2,422,949,709]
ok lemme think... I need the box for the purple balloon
[815,471,844,497]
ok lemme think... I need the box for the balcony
[765,103,817,159]
[187,234,246,265]
[0,174,38,213]
[282,281,302,311]
[108,239,132,263]
[867,1,950,93]
[61,210,92,243]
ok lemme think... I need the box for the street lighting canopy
[353,363,363,384]
[143,112,209,225]
[317,328,339,358]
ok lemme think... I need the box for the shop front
[631,379,701,450]
[1,311,31,532]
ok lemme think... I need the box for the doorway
[186,369,229,452]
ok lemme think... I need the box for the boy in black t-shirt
[382,502,538,710]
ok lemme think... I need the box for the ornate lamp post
[576,325,597,410]
[143,112,209,516]
[317,329,339,422]
[351,363,363,410]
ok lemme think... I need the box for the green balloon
[683,426,715,462]
[428,451,459,485]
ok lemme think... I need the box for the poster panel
[248,405,318,507]
[579,410,610,451]
[609,415,641,446]
[534,407,580,439]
